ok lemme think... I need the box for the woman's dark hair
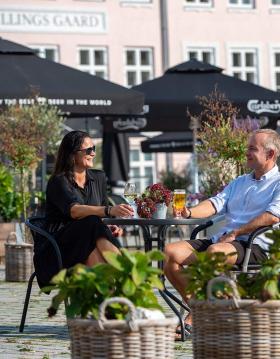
[52,130,91,181]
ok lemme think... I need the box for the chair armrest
[242,223,280,272]
[190,220,214,240]
[25,217,63,270]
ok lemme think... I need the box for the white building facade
[1,0,280,190]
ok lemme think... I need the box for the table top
[103,215,224,226]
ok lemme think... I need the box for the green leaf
[50,269,67,284]
[148,276,164,290]
[148,250,165,261]
[103,251,124,271]
[132,265,146,286]
[122,278,136,296]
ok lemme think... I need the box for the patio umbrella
[102,59,280,132]
[0,38,144,116]
[141,132,194,153]
[102,132,130,187]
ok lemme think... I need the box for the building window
[185,0,213,7]
[121,0,151,3]
[271,0,280,5]
[78,47,108,79]
[125,48,153,86]
[30,45,59,61]
[272,50,280,91]
[129,147,155,192]
[228,0,254,8]
[186,47,216,64]
[229,48,259,84]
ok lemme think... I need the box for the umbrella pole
[190,117,199,194]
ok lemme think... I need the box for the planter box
[0,222,15,263]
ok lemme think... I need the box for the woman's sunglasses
[77,146,96,155]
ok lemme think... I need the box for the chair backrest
[25,216,63,271]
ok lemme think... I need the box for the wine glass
[123,182,137,205]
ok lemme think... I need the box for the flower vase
[152,203,167,219]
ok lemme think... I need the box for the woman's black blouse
[46,169,108,233]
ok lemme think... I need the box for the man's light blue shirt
[209,166,280,251]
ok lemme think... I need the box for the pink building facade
[1,0,280,190]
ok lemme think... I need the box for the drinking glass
[173,189,186,218]
[123,182,137,205]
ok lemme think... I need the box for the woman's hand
[110,204,134,218]
[108,225,123,237]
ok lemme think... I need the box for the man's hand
[108,225,123,237]
[218,231,236,243]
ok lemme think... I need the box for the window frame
[227,0,255,9]
[77,46,109,80]
[228,47,259,84]
[184,0,213,8]
[29,45,59,62]
[271,47,280,92]
[185,46,216,65]
[124,47,154,87]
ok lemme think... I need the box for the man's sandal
[175,323,192,341]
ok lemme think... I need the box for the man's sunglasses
[77,146,96,155]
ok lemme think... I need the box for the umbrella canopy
[141,132,194,153]
[102,132,130,187]
[102,59,280,132]
[0,38,144,116]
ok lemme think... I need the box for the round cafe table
[103,215,224,341]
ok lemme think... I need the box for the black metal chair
[19,216,63,333]
[165,219,280,341]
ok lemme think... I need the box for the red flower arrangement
[135,183,172,219]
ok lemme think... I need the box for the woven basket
[190,276,280,359]
[5,229,34,282]
[67,297,178,359]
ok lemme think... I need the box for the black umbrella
[103,59,280,132]
[0,38,144,116]
[141,132,194,153]
[102,132,130,187]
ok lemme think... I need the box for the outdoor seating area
[1,8,280,357]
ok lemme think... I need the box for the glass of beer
[173,189,186,218]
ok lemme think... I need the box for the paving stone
[0,266,193,358]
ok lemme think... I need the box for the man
[164,129,280,333]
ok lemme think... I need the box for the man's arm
[218,211,280,243]
[182,199,217,219]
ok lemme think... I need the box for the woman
[34,130,133,288]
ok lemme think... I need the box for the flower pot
[152,203,167,219]
[190,277,280,359]
[5,223,34,282]
[67,297,177,359]
[0,222,16,263]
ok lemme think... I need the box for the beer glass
[173,189,186,218]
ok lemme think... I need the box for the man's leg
[206,242,238,264]
[164,241,197,301]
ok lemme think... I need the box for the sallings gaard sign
[0,8,106,33]
[247,100,280,114]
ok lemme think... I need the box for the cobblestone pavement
[0,266,193,359]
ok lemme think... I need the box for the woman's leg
[85,238,121,266]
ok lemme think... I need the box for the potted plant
[184,231,280,359]
[135,183,173,219]
[45,249,178,359]
[0,164,23,263]
[0,102,64,281]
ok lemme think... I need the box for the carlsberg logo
[247,100,280,114]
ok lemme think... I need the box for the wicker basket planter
[5,228,34,282]
[190,277,280,359]
[67,297,178,359]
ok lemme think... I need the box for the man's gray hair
[253,129,280,158]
